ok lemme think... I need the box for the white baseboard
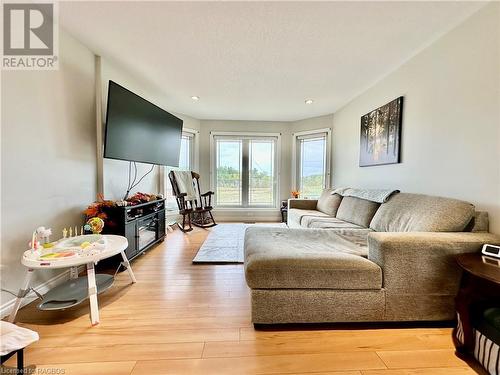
[214,209,281,223]
[0,266,84,319]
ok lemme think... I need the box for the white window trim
[209,131,281,210]
[291,127,332,192]
[183,127,199,173]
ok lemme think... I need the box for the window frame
[210,131,281,209]
[162,128,199,211]
[179,131,196,172]
[291,128,332,198]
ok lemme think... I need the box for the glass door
[137,214,158,251]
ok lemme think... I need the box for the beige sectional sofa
[244,189,500,324]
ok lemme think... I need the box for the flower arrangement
[83,193,116,220]
[126,192,156,206]
[291,190,300,198]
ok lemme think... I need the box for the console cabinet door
[124,222,137,259]
[158,211,166,239]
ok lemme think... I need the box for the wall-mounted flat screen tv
[104,80,183,166]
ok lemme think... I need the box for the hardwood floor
[5,225,480,374]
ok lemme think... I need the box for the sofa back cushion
[370,193,475,232]
[316,189,342,216]
[464,211,489,232]
[336,196,380,228]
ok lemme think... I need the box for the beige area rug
[192,223,286,264]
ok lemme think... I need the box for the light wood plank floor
[4,224,482,374]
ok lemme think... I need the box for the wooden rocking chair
[168,171,217,232]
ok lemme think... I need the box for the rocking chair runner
[168,171,217,232]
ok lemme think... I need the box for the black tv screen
[104,81,183,166]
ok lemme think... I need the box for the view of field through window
[299,137,326,198]
[215,137,276,207]
[249,140,275,205]
[216,140,242,205]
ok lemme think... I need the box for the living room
[1,1,500,374]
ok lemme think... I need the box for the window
[211,133,279,208]
[165,130,196,209]
[249,140,275,206]
[293,129,331,199]
[178,133,193,171]
[215,140,242,205]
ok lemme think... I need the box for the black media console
[111,199,166,261]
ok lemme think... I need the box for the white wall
[332,4,500,233]
[99,60,200,200]
[0,30,96,311]
[291,114,333,134]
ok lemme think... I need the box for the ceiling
[59,1,486,121]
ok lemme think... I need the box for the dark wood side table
[1,348,24,373]
[453,253,500,353]
[280,201,288,223]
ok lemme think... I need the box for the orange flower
[84,206,99,217]
[83,198,115,219]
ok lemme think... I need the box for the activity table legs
[8,268,34,323]
[120,251,137,283]
[86,262,99,326]
[8,252,136,326]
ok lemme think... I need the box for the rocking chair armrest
[200,191,214,197]
[178,193,188,197]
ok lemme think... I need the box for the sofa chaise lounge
[244,189,500,324]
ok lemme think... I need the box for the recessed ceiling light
[191,96,200,101]
[305,99,314,104]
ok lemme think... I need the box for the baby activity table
[8,234,136,326]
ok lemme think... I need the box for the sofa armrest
[288,198,318,210]
[367,232,500,294]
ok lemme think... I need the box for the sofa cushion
[300,217,373,249]
[244,227,382,290]
[287,208,329,228]
[370,193,475,232]
[467,211,489,233]
[336,197,380,228]
[316,189,343,216]
[303,216,364,230]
